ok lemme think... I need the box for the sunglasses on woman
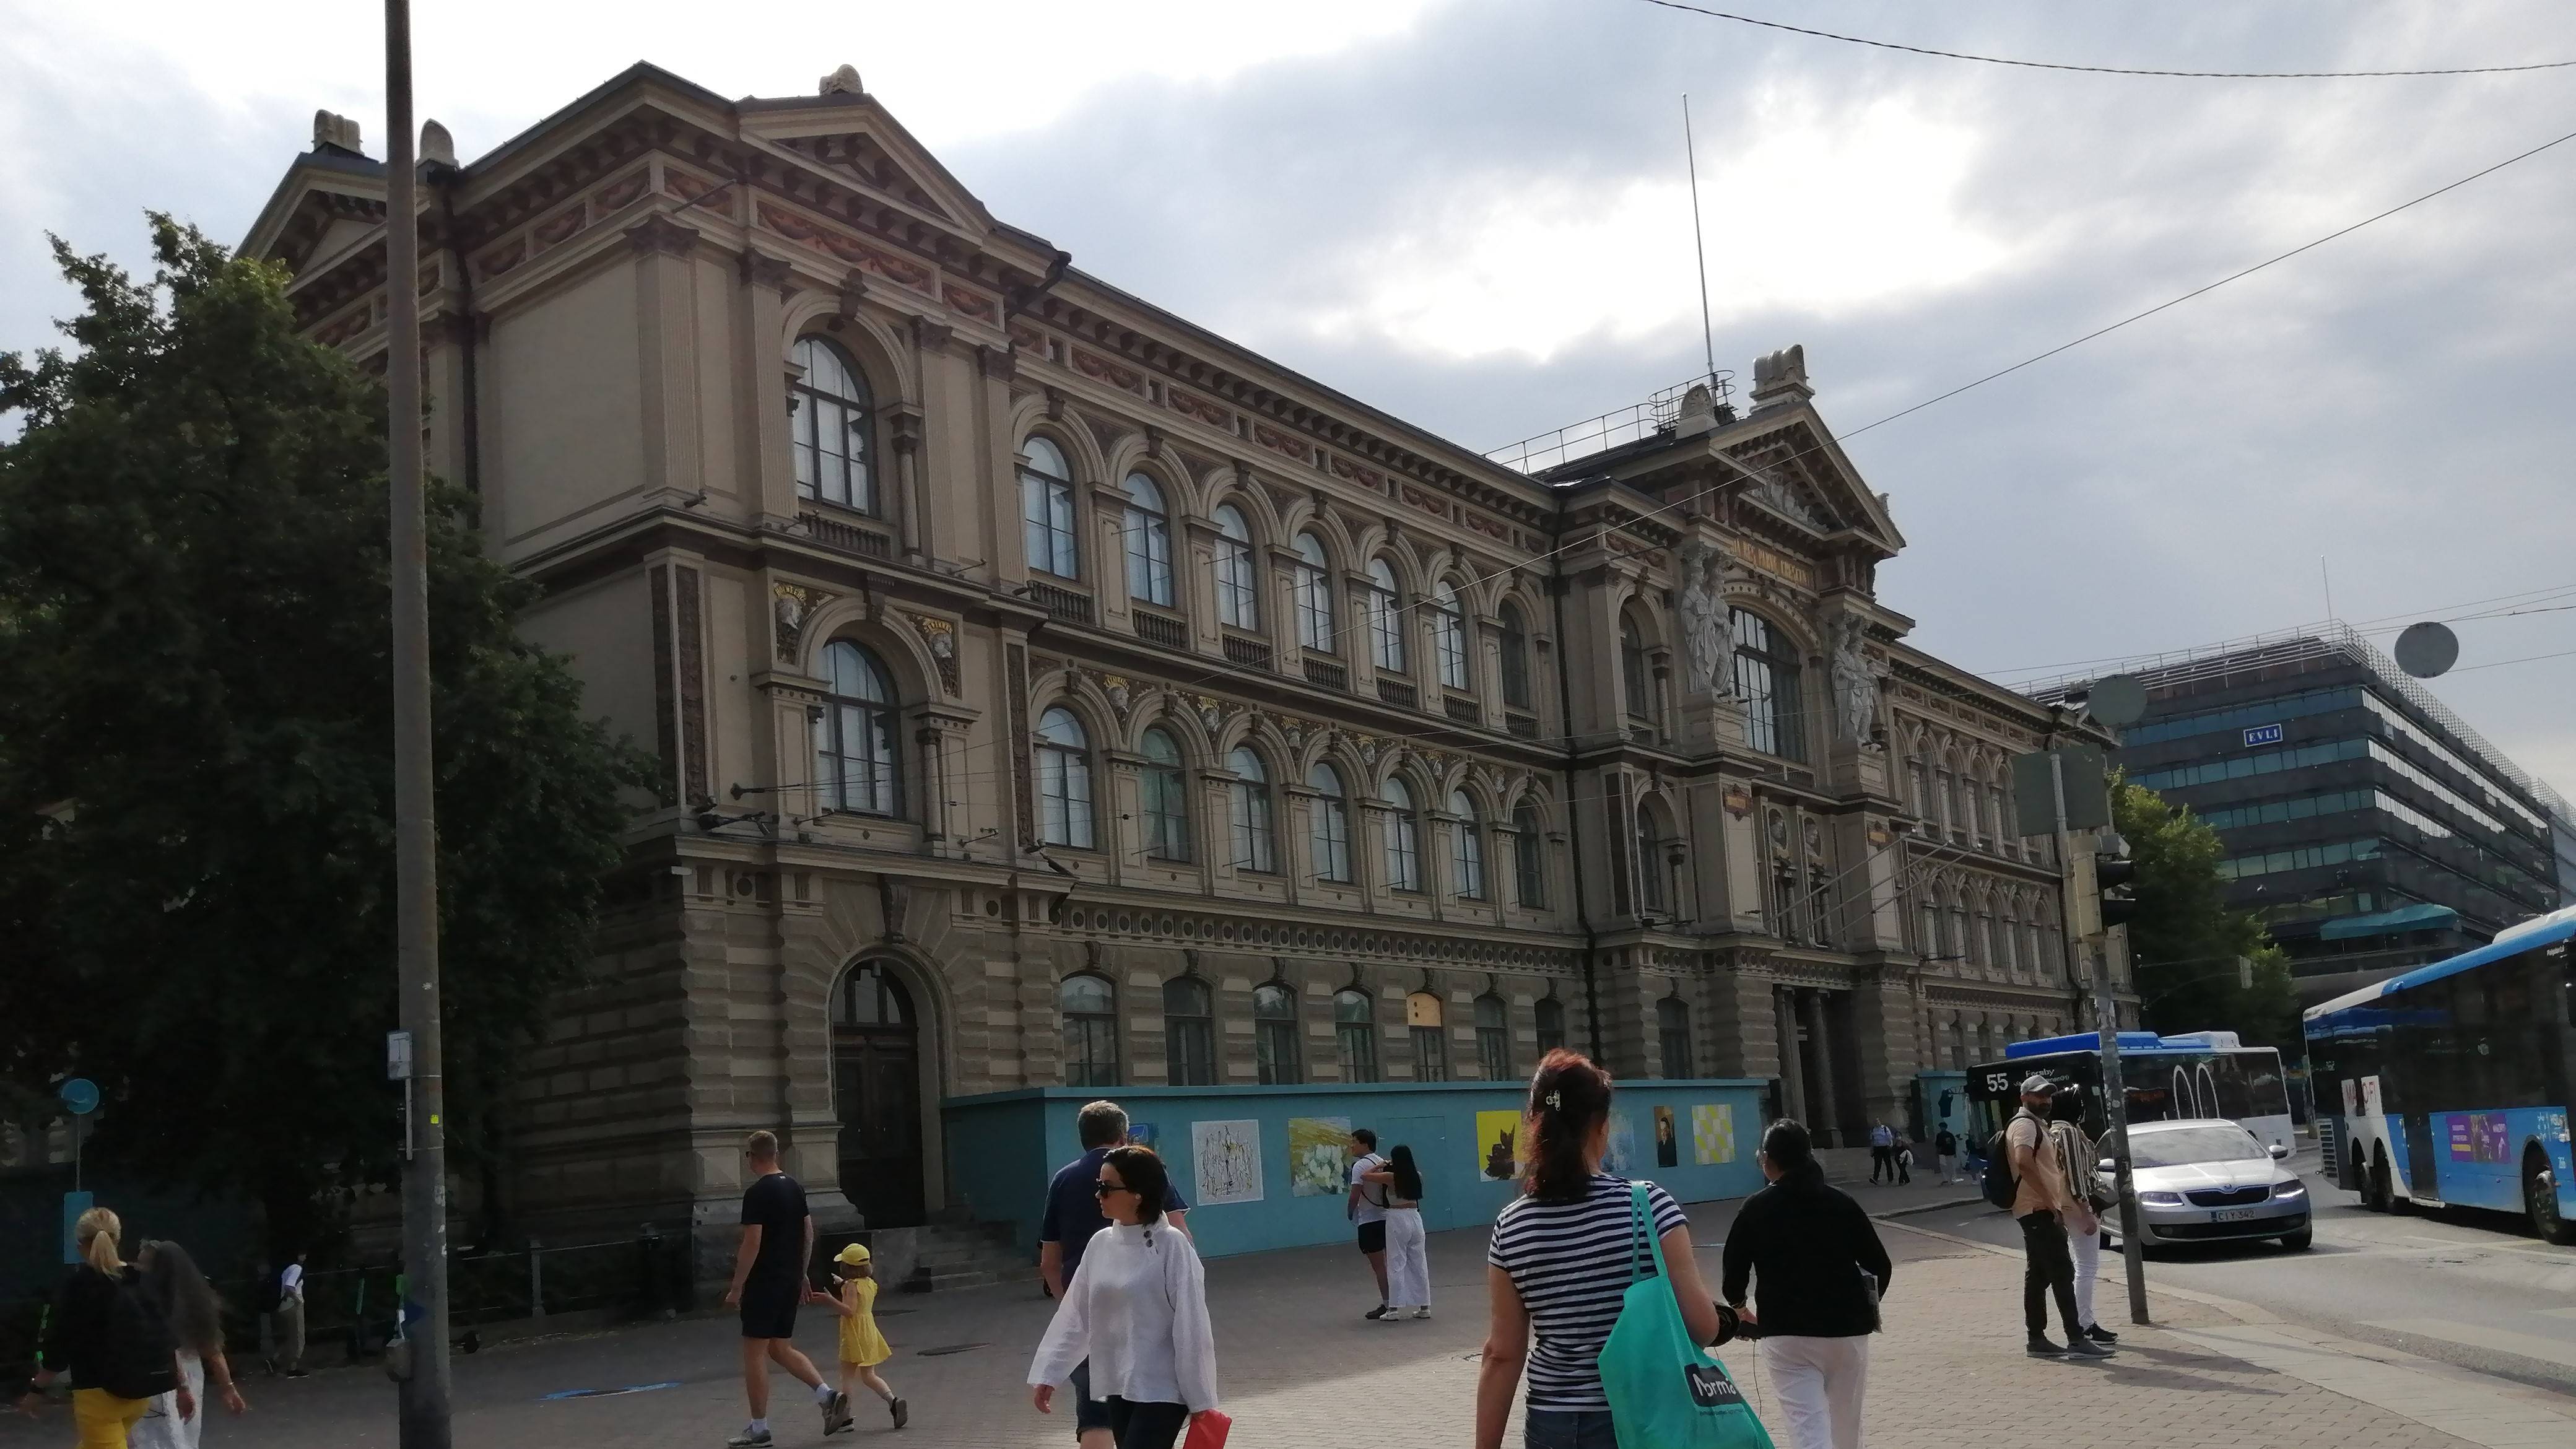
[1092,1180,1131,1198]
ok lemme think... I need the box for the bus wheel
[2365,1152,2393,1213]
[2526,1152,2575,1246]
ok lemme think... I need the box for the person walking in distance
[724,1131,850,1445]
[269,1253,305,1378]
[1890,1131,1912,1186]
[132,1241,248,1449]
[1039,1102,1191,1449]
[1362,1144,1430,1320]
[1723,1120,1891,1449]
[1477,1052,1725,1449]
[1029,1147,1221,1449]
[1344,1128,1395,1320]
[2006,1079,2110,1359]
[1933,1125,1959,1186]
[812,1243,905,1431]
[2050,1092,2116,1347]
[1866,1121,1895,1184]
[17,1206,192,1449]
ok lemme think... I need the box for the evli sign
[2243,723,2284,747]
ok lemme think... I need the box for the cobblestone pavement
[12,1196,2560,1449]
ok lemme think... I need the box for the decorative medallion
[1721,785,1753,819]
[909,613,959,695]
[774,583,830,664]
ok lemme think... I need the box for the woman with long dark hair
[1028,1146,1221,1449]
[1364,1144,1430,1320]
[133,1241,246,1448]
[1721,1119,1892,1449]
[1477,1051,1723,1449]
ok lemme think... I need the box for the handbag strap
[1626,1181,1671,1286]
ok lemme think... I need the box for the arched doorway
[833,961,924,1228]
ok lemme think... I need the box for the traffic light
[2095,845,2139,929]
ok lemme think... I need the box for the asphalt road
[1902,1140,2576,1399]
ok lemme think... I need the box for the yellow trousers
[72,1388,147,1448]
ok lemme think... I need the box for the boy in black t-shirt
[723,1131,848,1446]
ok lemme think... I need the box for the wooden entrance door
[832,962,925,1228]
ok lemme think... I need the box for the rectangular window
[1312,799,1352,884]
[1434,607,1469,690]
[1023,474,1078,578]
[1124,513,1173,606]
[1062,1016,1119,1088]
[1412,1025,1448,1082]
[1369,588,1406,672]
[1166,1014,1216,1087]
[1501,627,1532,710]
[1232,785,1276,873]
[1339,1022,1380,1083]
[1038,752,1093,848]
[1216,541,1259,628]
[1256,1016,1302,1084]
[1294,564,1333,650]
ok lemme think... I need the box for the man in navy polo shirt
[1037,1100,1191,1449]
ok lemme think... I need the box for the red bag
[1183,1408,1233,1449]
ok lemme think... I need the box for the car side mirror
[2269,1144,2291,1160]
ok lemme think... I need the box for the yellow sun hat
[833,1242,872,1267]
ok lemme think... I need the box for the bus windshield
[2130,1125,2267,1168]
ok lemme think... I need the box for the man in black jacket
[1722,1120,1892,1449]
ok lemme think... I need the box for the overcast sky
[7,1,2572,804]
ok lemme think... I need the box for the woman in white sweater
[1029,1146,1221,1449]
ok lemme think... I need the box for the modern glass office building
[2034,625,2566,1006]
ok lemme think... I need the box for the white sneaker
[1411,1307,1432,1320]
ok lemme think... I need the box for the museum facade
[243,63,2130,1245]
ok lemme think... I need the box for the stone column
[733,247,797,529]
[1803,990,1841,1146]
[1775,988,1808,1126]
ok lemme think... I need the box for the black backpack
[95,1272,179,1402]
[1980,1129,2019,1211]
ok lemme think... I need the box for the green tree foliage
[2112,778,2300,1050]
[0,218,653,1251]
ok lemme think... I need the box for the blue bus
[2304,904,2576,1242]
[1966,1030,2294,1153]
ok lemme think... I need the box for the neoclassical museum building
[244,64,2131,1242]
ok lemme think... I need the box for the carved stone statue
[1676,541,1736,700]
[1830,615,1886,743]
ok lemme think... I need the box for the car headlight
[2139,1191,2184,1206]
[2273,1181,2305,1198]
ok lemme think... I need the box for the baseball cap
[2019,1074,2058,1097]
[833,1243,872,1268]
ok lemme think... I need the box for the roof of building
[2304,902,2576,1028]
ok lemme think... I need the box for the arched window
[832,960,912,1027]
[1035,707,1094,848]
[1513,799,1547,908]
[1431,580,1469,690]
[1906,752,1931,819]
[1408,991,1448,1082]
[1636,807,1666,915]
[1915,894,1941,958]
[1534,995,1566,1055]
[1448,791,1486,900]
[814,640,900,816]
[1367,559,1406,673]
[1728,608,1805,762]
[1019,436,1079,579]
[1163,977,1214,1086]
[1255,981,1302,1084]
[1060,973,1118,1087]
[1988,782,2010,851]
[1970,908,1991,967]
[1335,988,1379,1082]
[791,337,874,513]
[1214,505,1259,630]
[1996,908,2019,975]
[1499,603,1533,711]
[1933,759,1957,833]
[1139,726,1190,863]
[1944,760,1969,841]
[1475,994,1511,1081]
[2024,917,2044,975]
[1308,763,1353,883]
[1657,996,1694,1078]
[1949,897,1972,965]
[1965,772,1987,839]
[1621,616,1651,723]
[1227,747,1275,873]
[1121,472,1173,606]
[1380,777,1422,892]
[1291,533,1334,650]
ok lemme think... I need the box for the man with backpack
[1988,1077,2110,1359]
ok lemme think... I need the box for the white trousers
[1757,1334,1868,1449]
[2070,1219,2101,1329]
[132,1349,204,1449]
[1382,1206,1430,1308]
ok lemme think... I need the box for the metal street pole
[384,2,452,1443]
[2049,751,2147,1325]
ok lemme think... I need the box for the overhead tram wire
[1843,120,2576,440]
[1630,1,2576,79]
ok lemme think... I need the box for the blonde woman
[18,1206,193,1448]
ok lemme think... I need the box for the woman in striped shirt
[1477,1051,1725,1449]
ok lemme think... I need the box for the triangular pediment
[240,155,388,274]
[744,102,1001,245]
[1717,410,1905,554]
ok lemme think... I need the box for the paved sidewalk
[18,1197,2559,1448]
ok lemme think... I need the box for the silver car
[2097,1118,2312,1251]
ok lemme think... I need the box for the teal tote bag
[1595,1183,1774,1449]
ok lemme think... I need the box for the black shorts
[1071,1360,1112,1434]
[1356,1220,1387,1255]
[739,1278,801,1340]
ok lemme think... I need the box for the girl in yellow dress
[813,1243,905,1432]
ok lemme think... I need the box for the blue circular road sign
[59,1079,99,1116]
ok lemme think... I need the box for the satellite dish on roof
[2086,673,2148,728]
[2394,621,2459,679]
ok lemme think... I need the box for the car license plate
[2210,1209,2260,1223]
